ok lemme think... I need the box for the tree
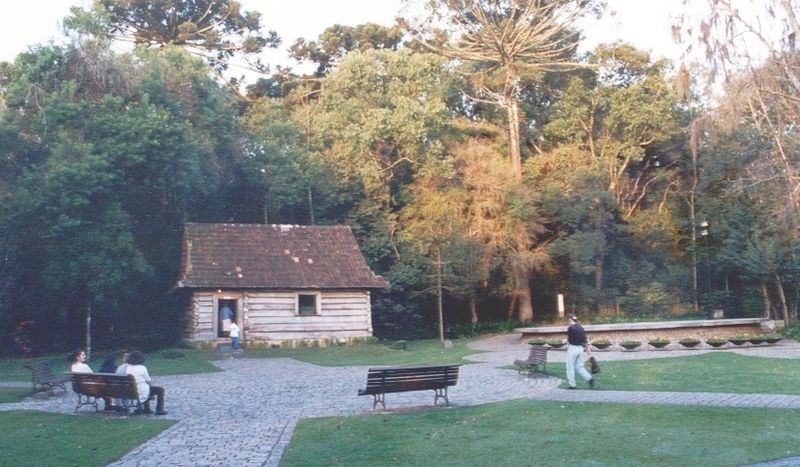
[289,23,404,77]
[311,49,452,257]
[677,0,800,233]
[0,41,240,351]
[400,0,602,321]
[66,0,279,80]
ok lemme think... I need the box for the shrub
[648,338,671,348]
[546,339,566,348]
[728,335,750,345]
[782,323,800,340]
[705,337,728,347]
[591,338,612,349]
[528,338,547,346]
[620,340,641,349]
[679,337,701,348]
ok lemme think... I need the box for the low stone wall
[516,318,780,344]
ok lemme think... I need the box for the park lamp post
[699,220,711,294]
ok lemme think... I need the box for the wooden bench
[67,372,154,413]
[358,364,462,410]
[513,345,549,376]
[25,360,68,393]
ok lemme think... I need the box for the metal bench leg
[373,393,386,410]
[433,387,449,406]
[75,394,98,413]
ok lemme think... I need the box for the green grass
[281,399,800,466]
[244,338,479,366]
[0,410,174,467]
[551,352,800,394]
[1,339,475,384]
[0,387,32,403]
[0,349,222,383]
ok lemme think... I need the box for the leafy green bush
[648,338,671,348]
[591,338,612,349]
[781,323,800,340]
[705,337,728,347]
[620,340,641,349]
[678,337,701,347]
[445,321,524,339]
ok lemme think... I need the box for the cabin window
[297,293,320,315]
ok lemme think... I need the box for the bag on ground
[587,356,600,374]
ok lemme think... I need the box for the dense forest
[1,0,799,355]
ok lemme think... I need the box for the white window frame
[296,292,321,316]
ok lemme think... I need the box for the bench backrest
[363,364,461,393]
[527,345,549,364]
[27,360,58,384]
[67,372,140,400]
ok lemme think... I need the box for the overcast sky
[0,0,694,70]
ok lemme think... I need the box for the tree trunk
[760,282,772,318]
[773,272,790,323]
[516,267,534,322]
[85,301,92,361]
[507,98,523,182]
[436,246,445,344]
[507,293,517,320]
[469,293,479,323]
[595,252,604,313]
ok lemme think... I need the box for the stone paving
[2,335,800,466]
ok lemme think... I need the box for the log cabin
[177,223,389,346]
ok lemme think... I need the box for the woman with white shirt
[125,350,167,415]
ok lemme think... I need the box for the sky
[0,0,696,70]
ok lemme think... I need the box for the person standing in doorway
[229,321,241,349]
[220,304,233,337]
[565,314,594,390]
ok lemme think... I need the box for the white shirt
[229,322,240,338]
[126,364,151,401]
[71,362,93,373]
[115,363,129,375]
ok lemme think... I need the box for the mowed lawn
[550,351,800,394]
[0,411,174,467]
[282,399,800,467]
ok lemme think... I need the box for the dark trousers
[144,385,166,413]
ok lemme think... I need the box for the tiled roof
[177,223,389,289]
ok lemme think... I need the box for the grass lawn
[244,338,479,366]
[550,352,800,394]
[0,387,32,403]
[0,349,222,383]
[1,339,474,383]
[0,410,174,467]
[282,399,800,467]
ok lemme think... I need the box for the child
[229,321,241,349]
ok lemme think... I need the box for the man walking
[566,313,594,389]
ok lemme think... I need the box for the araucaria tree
[400,0,601,321]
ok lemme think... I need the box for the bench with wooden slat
[25,360,69,393]
[67,372,153,413]
[358,364,462,410]
[513,345,549,376]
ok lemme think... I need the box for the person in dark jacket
[98,353,118,373]
[565,314,594,389]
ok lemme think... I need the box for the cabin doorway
[217,299,238,338]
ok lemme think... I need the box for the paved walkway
[2,335,800,466]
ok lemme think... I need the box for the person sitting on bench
[125,350,167,415]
